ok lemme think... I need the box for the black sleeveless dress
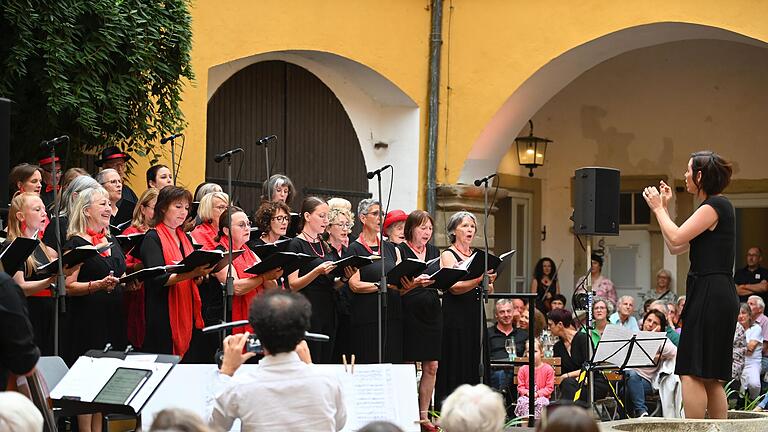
[435,248,490,408]
[397,242,442,361]
[675,195,739,381]
[535,278,557,313]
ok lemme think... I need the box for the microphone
[160,133,183,144]
[214,148,244,163]
[255,134,277,146]
[473,173,497,186]
[39,135,69,149]
[366,164,392,179]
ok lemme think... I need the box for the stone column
[434,183,506,249]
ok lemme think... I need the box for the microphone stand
[477,176,492,384]
[372,171,387,364]
[47,143,65,357]
[263,139,270,180]
[214,149,240,338]
[168,136,178,186]
[585,236,595,407]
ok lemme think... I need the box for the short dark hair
[254,200,292,233]
[643,309,668,331]
[404,210,434,243]
[248,290,311,354]
[690,151,732,196]
[151,186,193,227]
[550,293,567,306]
[591,253,603,268]
[547,308,573,328]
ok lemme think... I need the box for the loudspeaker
[573,167,620,236]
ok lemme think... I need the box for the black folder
[115,232,145,253]
[428,267,469,291]
[251,237,292,260]
[210,249,246,273]
[244,251,314,276]
[460,250,515,280]
[386,258,428,287]
[35,243,114,277]
[330,254,381,277]
[176,249,226,273]
[185,201,200,222]
[285,213,301,238]
[0,236,41,275]
[119,264,184,284]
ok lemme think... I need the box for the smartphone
[93,367,152,405]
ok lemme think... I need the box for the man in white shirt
[208,291,346,432]
[747,295,768,391]
[609,295,640,332]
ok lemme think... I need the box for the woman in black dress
[286,197,354,363]
[642,150,737,419]
[397,210,441,427]
[96,168,134,227]
[140,186,213,362]
[42,175,100,251]
[63,187,126,432]
[434,211,496,408]
[4,193,59,355]
[326,205,355,362]
[531,257,560,314]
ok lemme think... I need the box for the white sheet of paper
[594,324,667,368]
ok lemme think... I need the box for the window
[619,192,650,225]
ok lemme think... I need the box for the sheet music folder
[590,324,668,369]
[51,350,179,417]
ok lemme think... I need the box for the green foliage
[0,0,194,168]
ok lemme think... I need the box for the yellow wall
[174,0,768,201]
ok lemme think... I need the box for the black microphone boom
[473,173,497,186]
[214,147,244,163]
[255,134,277,146]
[366,164,393,179]
[39,135,69,150]
[160,133,183,144]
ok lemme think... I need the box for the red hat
[383,209,408,232]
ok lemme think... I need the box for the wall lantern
[515,120,551,177]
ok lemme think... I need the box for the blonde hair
[197,191,229,223]
[7,193,52,276]
[327,197,352,211]
[131,188,159,229]
[328,207,354,228]
[67,187,109,239]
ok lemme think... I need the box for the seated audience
[648,301,680,346]
[358,421,405,432]
[675,296,686,330]
[575,254,616,304]
[515,339,555,419]
[549,294,566,310]
[488,299,521,391]
[584,297,613,346]
[732,322,747,408]
[150,408,213,432]
[624,310,677,417]
[746,295,768,392]
[638,269,677,306]
[738,303,763,399]
[609,295,639,331]
[535,404,599,432]
[439,384,505,432]
[209,290,346,431]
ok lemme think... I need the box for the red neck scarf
[156,223,204,356]
[219,235,261,333]
[191,222,219,251]
[87,228,110,256]
[45,184,60,193]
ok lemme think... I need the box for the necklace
[358,235,381,256]
[302,231,325,258]
[454,244,472,257]
[407,241,425,256]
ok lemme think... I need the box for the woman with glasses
[326,207,354,255]
[190,192,230,250]
[252,200,292,246]
[96,168,134,227]
[120,188,159,350]
[213,207,283,334]
[287,197,355,363]
[397,210,441,428]
[326,205,355,363]
[261,174,295,206]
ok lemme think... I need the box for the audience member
[638,269,677,306]
[549,294,566,310]
[732,322,747,408]
[488,299,521,391]
[648,301,680,346]
[532,257,560,313]
[675,296,686,329]
[0,391,43,432]
[576,254,616,304]
[439,384,505,432]
[609,295,639,331]
[735,247,768,305]
[150,407,213,432]
[585,297,613,347]
[536,404,599,432]
[624,310,677,417]
[746,295,768,392]
[738,303,763,399]
[208,290,346,431]
[358,421,404,432]
[515,339,555,419]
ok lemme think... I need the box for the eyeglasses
[366,211,381,217]
[234,222,252,229]
[272,215,290,223]
[331,223,353,230]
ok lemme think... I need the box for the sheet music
[593,324,667,368]
[50,356,173,411]
[338,365,397,431]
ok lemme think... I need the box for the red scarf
[122,225,146,348]
[219,234,261,334]
[191,222,219,251]
[86,228,109,256]
[156,223,204,357]
[45,184,61,193]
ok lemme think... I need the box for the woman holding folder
[120,188,159,350]
[214,207,283,334]
[3,192,59,355]
[140,186,213,361]
[287,196,354,363]
[397,210,442,427]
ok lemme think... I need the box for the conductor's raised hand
[220,332,257,376]
[642,186,663,211]
[659,180,673,208]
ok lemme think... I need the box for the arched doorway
[205,60,369,215]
